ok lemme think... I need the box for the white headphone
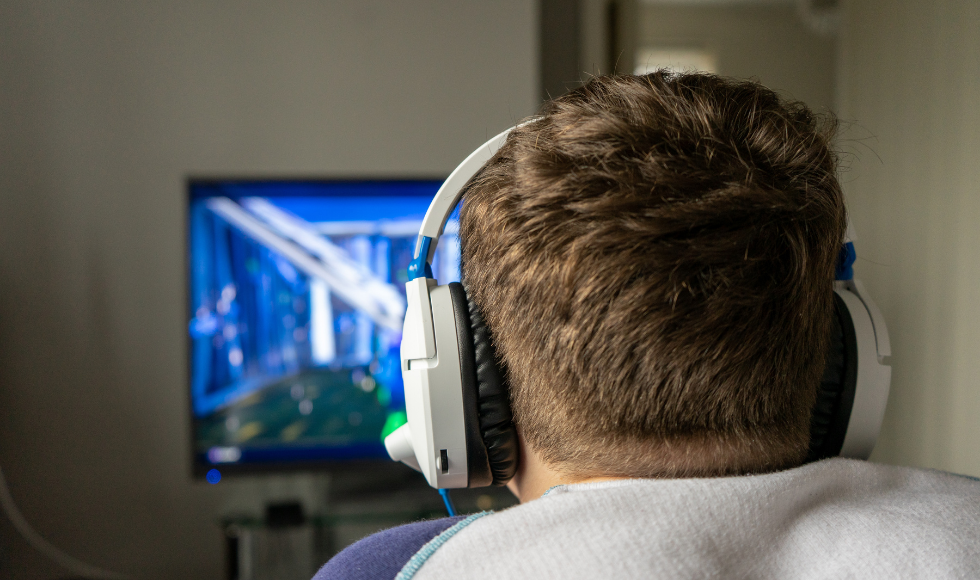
[385,126,892,490]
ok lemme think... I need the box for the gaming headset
[384,126,892,490]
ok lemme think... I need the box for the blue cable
[438,488,457,517]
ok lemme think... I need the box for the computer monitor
[186,179,456,476]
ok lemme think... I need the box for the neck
[505,435,625,503]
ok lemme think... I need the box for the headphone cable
[438,488,457,517]
[0,465,129,579]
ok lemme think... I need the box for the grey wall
[638,3,836,113]
[540,0,581,99]
[837,0,980,477]
[0,1,537,577]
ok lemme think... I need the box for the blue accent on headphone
[408,236,435,281]
[835,242,856,281]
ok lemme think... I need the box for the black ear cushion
[447,283,493,487]
[463,287,519,486]
[807,293,859,462]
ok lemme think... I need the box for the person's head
[459,72,845,480]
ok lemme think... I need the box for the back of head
[460,72,846,479]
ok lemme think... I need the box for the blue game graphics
[187,180,458,470]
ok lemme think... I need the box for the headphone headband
[408,126,515,280]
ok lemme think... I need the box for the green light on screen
[380,411,408,442]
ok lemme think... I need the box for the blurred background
[0,0,977,578]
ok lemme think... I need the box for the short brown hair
[459,72,845,478]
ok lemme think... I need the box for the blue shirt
[313,516,463,580]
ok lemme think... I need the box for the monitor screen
[187,179,456,475]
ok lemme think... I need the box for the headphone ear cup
[447,283,493,487]
[807,292,859,462]
[465,289,519,486]
[445,282,518,487]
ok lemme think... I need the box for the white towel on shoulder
[409,458,980,579]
